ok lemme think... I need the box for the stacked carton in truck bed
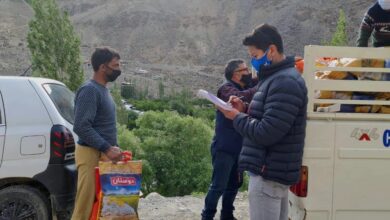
[311,58,390,113]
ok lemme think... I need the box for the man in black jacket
[201,59,257,220]
[218,24,308,220]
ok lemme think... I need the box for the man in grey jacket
[218,24,308,220]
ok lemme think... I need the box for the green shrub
[127,110,139,130]
[133,111,213,196]
[117,123,155,194]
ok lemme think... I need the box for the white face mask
[379,0,390,10]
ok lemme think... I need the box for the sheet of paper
[316,103,341,112]
[197,89,233,111]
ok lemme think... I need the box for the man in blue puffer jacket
[201,59,257,220]
[218,24,308,220]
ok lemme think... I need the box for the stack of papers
[197,89,233,111]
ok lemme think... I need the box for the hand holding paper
[197,89,241,120]
[197,89,233,111]
[228,96,246,113]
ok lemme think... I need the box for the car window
[43,84,75,124]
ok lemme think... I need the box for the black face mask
[240,74,252,86]
[105,66,122,82]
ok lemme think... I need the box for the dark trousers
[201,150,243,220]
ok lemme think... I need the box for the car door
[0,91,5,167]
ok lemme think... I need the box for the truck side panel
[300,120,336,220]
[333,122,390,220]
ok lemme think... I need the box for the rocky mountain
[0,0,376,93]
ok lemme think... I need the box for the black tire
[0,185,51,220]
[56,209,72,220]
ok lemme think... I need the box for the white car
[122,102,143,115]
[124,103,134,110]
[0,76,77,220]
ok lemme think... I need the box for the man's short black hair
[224,59,245,81]
[243,24,284,53]
[91,47,120,72]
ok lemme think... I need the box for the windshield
[43,83,75,124]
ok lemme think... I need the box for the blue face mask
[251,49,272,75]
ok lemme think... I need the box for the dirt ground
[138,192,250,220]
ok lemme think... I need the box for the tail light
[50,125,75,164]
[290,166,308,197]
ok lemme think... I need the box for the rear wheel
[0,185,51,220]
[56,209,72,220]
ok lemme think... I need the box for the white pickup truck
[289,46,390,220]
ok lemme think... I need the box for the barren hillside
[0,0,375,93]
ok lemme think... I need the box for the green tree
[158,80,165,99]
[111,86,129,126]
[116,123,155,194]
[117,123,141,154]
[168,99,194,115]
[140,83,149,99]
[27,0,84,91]
[326,9,348,46]
[127,110,139,130]
[121,82,136,99]
[134,111,213,196]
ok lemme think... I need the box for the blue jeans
[202,150,243,220]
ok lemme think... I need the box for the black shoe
[220,214,237,220]
[201,213,214,220]
[220,217,237,220]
